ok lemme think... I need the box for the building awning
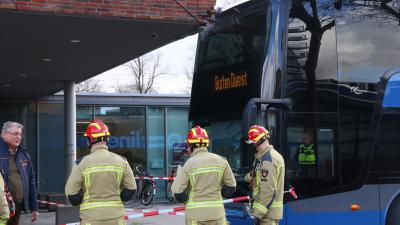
[0,10,199,99]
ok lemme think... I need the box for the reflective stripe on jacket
[65,144,136,221]
[298,144,316,165]
[171,147,236,221]
[249,145,285,220]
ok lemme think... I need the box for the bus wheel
[386,195,400,225]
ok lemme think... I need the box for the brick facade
[0,0,216,22]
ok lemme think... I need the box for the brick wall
[0,0,215,22]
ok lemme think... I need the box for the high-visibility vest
[298,144,316,165]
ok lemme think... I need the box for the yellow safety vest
[298,144,316,165]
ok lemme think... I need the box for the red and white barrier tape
[38,200,65,206]
[60,191,297,224]
[55,188,296,225]
[283,187,298,199]
[168,211,185,216]
[124,205,186,219]
[222,196,250,204]
[135,176,175,181]
[166,189,296,217]
[124,196,250,219]
[58,196,250,224]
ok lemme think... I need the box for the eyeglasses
[6,131,24,138]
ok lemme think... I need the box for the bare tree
[183,64,194,95]
[338,0,400,27]
[287,0,335,130]
[115,53,167,94]
[76,78,102,93]
[113,80,135,93]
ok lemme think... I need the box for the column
[64,81,76,182]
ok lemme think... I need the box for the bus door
[241,98,290,225]
[261,107,287,225]
[261,108,282,153]
[242,97,291,154]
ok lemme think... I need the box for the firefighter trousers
[258,218,279,225]
[80,217,125,225]
[185,217,229,225]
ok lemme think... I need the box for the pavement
[20,201,185,225]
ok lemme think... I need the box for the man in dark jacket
[0,121,39,225]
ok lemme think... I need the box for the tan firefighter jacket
[0,173,9,225]
[171,147,236,221]
[65,144,136,221]
[245,145,285,220]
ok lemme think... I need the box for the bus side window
[286,127,304,179]
[285,113,339,197]
[371,73,400,172]
[317,129,335,179]
[371,115,400,172]
[286,128,334,178]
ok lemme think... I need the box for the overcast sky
[89,0,243,94]
[93,34,197,94]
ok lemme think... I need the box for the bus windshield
[189,0,272,174]
[196,5,270,73]
[189,0,272,121]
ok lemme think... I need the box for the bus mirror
[242,99,258,137]
[241,98,291,138]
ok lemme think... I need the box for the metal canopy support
[64,81,76,183]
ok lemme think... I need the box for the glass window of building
[147,107,166,198]
[166,107,189,172]
[76,106,95,158]
[77,106,148,171]
[37,102,65,193]
[147,107,165,175]
[94,107,146,172]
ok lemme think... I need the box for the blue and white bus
[189,0,400,224]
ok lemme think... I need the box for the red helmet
[84,120,110,144]
[246,125,270,145]
[186,126,209,147]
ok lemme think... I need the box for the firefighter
[245,125,285,225]
[65,120,137,225]
[172,126,236,225]
[0,173,9,225]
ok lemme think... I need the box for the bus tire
[386,195,400,225]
